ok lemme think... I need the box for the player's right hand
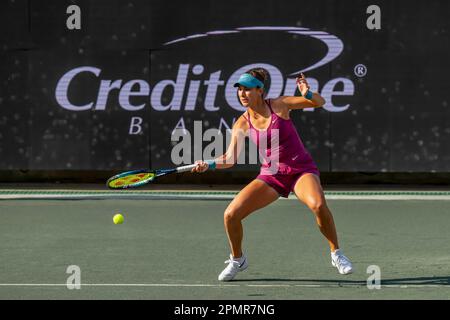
[191,160,209,173]
[296,73,310,96]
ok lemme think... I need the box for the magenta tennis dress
[244,99,320,197]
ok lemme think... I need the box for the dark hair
[247,68,268,99]
[247,68,268,89]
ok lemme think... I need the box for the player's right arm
[191,115,248,173]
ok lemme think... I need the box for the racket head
[106,170,156,189]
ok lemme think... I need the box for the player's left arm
[274,73,326,110]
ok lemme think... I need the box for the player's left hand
[296,73,310,96]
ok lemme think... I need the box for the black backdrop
[0,0,449,173]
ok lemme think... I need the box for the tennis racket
[106,164,197,189]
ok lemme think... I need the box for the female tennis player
[191,69,353,281]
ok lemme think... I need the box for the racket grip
[176,164,197,173]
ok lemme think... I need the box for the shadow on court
[233,276,450,286]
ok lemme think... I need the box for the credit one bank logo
[55,26,354,113]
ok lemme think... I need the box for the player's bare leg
[293,173,339,251]
[224,179,279,258]
[293,173,353,274]
[218,179,279,281]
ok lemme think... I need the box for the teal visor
[233,73,264,89]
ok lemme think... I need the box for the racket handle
[175,164,197,173]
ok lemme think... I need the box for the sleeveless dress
[243,99,320,197]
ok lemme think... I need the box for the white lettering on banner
[55,64,355,113]
[204,71,224,111]
[55,26,356,113]
[185,64,204,110]
[321,78,355,112]
[129,117,143,135]
[172,117,187,135]
[150,64,189,111]
[119,80,150,111]
[96,79,122,110]
[55,66,100,111]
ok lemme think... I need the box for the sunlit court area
[1,0,449,308]
[1,193,450,300]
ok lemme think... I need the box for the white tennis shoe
[331,250,353,275]
[218,254,248,281]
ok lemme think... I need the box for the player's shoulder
[268,97,289,113]
[234,113,250,131]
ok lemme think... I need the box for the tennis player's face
[237,86,262,107]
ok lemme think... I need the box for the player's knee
[224,207,242,224]
[307,198,327,214]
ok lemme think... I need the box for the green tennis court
[1,190,450,300]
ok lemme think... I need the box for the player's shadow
[233,276,450,286]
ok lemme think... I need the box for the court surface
[1,189,450,300]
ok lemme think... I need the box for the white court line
[0,283,448,289]
[321,195,450,201]
[2,194,450,201]
[0,283,237,287]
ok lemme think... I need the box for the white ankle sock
[233,254,245,262]
[331,249,342,257]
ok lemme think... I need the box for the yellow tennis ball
[113,213,124,225]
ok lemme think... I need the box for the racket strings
[109,173,154,188]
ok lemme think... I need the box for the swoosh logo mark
[163,26,344,74]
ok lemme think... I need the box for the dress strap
[243,111,254,128]
[266,99,274,114]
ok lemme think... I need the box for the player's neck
[248,99,269,117]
